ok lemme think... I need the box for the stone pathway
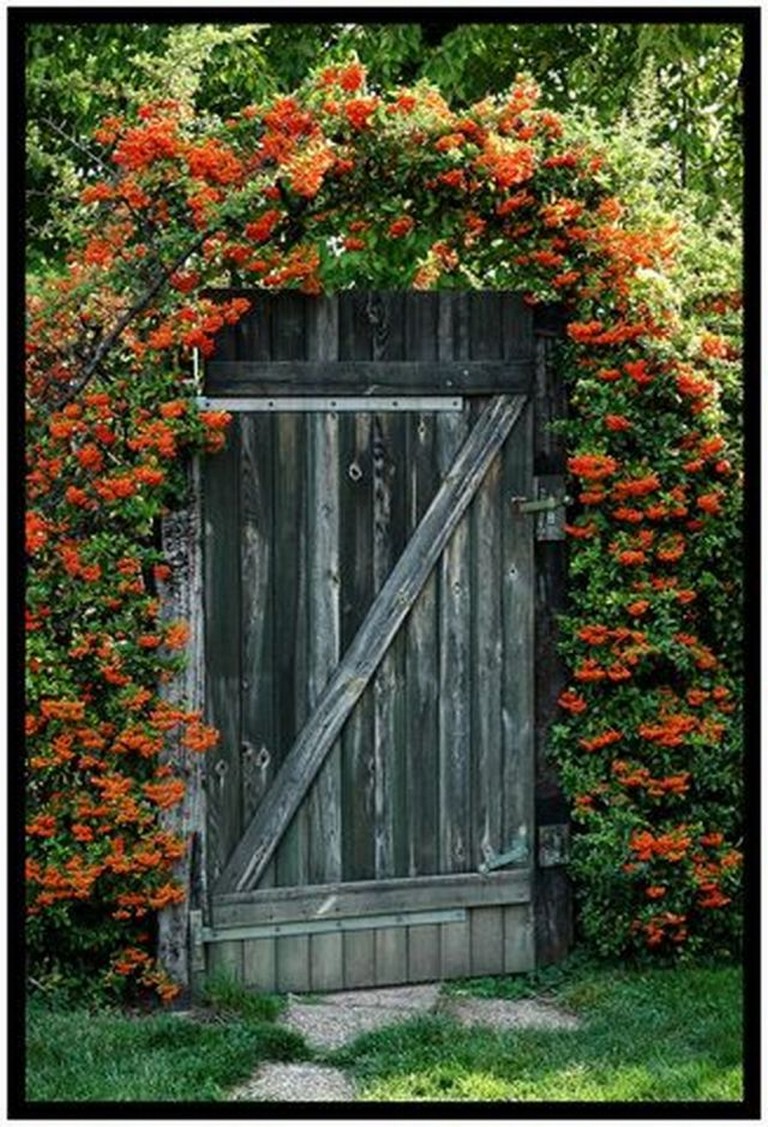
[228,1062,357,1102]
[226,983,580,1102]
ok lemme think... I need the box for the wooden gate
[194,291,569,993]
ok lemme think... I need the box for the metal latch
[510,494,569,514]
[510,475,569,541]
[478,830,529,874]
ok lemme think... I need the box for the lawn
[24,979,304,1103]
[24,959,743,1105]
[328,961,744,1102]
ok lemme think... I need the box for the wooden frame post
[157,457,208,1000]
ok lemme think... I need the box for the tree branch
[50,226,214,410]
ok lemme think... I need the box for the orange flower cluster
[629,825,692,863]
[613,760,691,798]
[567,453,620,480]
[579,728,623,752]
[476,139,536,188]
[557,689,588,714]
[637,711,698,747]
[634,912,688,948]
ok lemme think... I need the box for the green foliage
[423,21,743,216]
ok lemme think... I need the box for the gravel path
[228,1062,357,1102]
[225,983,581,1102]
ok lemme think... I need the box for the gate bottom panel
[204,901,534,992]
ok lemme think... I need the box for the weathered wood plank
[205,359,533,396]
[215,394,528,894]
[371,293,408,880]
[271,295,309,895]
[339,411,375,882]
[211,870,531,926]
[470,417,503,872]
[339,291,374,360]
[372,410,408,879]
[240,413,275,831]
[269,290,307,360]
[272,411,308,889]
[374,928,407,986]
[203,417,242,887]
[242,938,276,992]
[305,293,340,364]
[304,297,342,888]
[157,458,206,996]
[402,292,446,878]
[207,938,243,984]
[504,904,535,973]
[440,918,471,979]
[407,924,441,982]
[368,292,406,362]
[310,933,344,992]
[501,292,535,361]
[437,406,471,874]
[502,400,536,869]
[470,906,505,976]
[306,411,342,885]
[343,931,376,989]
[470,291,503,360]
[404,410,440,877]
[275,935,310,993]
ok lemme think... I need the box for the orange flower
[579,729,623,752]
[40,699,86,722]
[617,550,646,567]
[604,414,632,431]
[567,453,619,480]
[564,521,597,539]
[164,622,190,650]
[142,779,186,809]
[344,97,378,130]
[612,507,644,523]
[577,624,612,646]
[388,215,414,238]
[612,474,660,499]
[697,492,723,515]
[566,320,604,342]
[557,689,588,714]
[574,659,606,683]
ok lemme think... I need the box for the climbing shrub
[25,60,742,997]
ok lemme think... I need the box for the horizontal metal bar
[197,395,463,413]
[201,907,466,944]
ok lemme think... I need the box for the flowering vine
[25,60,742,998]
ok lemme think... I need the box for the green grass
[324,963,743,1103]
[25,988,308,1103]
[25,961,743,1104]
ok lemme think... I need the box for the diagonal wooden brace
[215,393,528,894]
